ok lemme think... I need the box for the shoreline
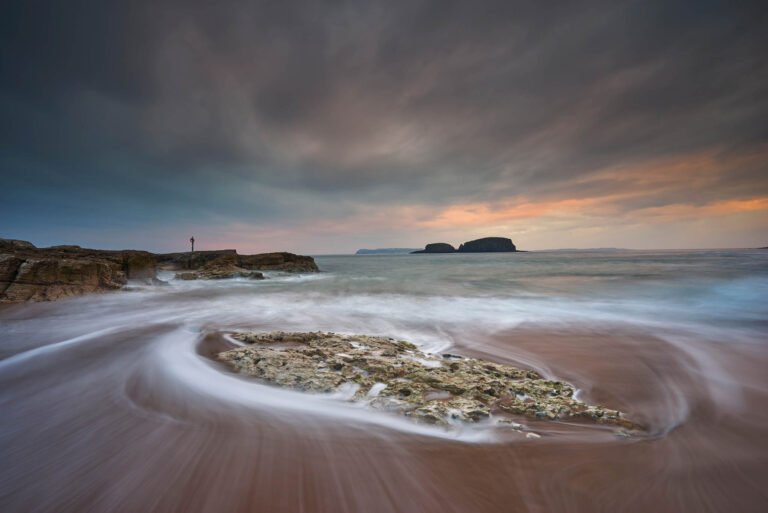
[2,309,765,511]
[1,251,766,512]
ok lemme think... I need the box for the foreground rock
[219,331,639,430]
[0,239,160,302]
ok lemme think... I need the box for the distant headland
[355,248,420,255]
[412,237,517,254]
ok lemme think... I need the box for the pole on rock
[188,236,195,269]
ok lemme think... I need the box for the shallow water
[1,249,767,512]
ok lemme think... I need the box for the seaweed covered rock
[218,332,639,429]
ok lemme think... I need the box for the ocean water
[314,249,768,340]
[1,249,767,512]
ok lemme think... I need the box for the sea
[1,249,767,512]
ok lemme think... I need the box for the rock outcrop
[219,331,639,430]
[1,238,319,302]
[238,252,319,273]
[157,250,239,270]
[173,254,265,280]
[0,239,161,302]
[458,237,516,253]
[158,250,318,274]
[411,243,456,254]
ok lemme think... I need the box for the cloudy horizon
[2,0,766,254]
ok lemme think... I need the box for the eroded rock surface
[0,239,161,302]
[1,238,318,301]
[172,254,266,280]
[159,250,318,273]
[218,331,639,429]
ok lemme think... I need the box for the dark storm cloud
[1,0,767,249]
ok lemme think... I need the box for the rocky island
[411,242,457,253]
[411,237,517,253]
[0,238,319,302]
[219,331,639,431]
[459,237,516,252]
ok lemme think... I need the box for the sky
[1,0,767,254]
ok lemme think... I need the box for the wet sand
[2,315,767,513]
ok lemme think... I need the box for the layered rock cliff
[0,239,159,302]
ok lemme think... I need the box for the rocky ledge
[158,249,318,275]
[175,269,264,281]
[218,331,639,430]
[0,238,319,302]
[169,252,266,281]
[0,238,160,302]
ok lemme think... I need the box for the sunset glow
[1,1,766,253]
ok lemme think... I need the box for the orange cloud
[635,197,768,219]
[417,197,605,228]
[420,145,768,230]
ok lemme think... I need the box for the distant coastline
[355,248,420,255]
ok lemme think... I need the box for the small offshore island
[412,236,517,253]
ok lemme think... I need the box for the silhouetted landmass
[411,243,456,253]
[458,237,516,253]
[412,237,517,254]
[355,248,420,255]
